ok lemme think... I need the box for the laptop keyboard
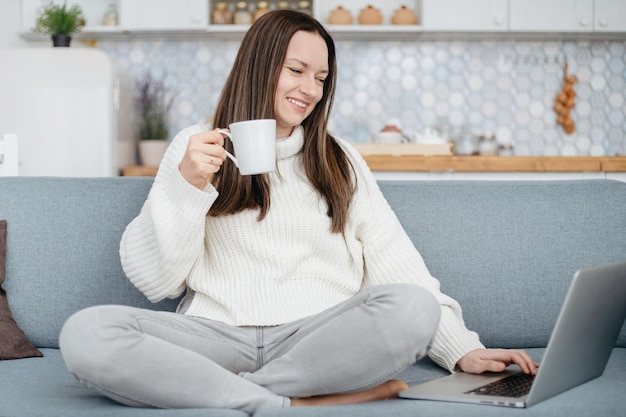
[465,373,535,398]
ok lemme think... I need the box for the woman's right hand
[179,128,228,189]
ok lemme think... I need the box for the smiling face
[274,30,329,139]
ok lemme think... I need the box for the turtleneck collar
[276,126,304,161]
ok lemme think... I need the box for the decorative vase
[138,140,169,166]
[51,34,72,47]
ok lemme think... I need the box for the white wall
[0,0,47,49]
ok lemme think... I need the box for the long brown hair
[210,10,355,233]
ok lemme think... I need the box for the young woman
[60,10,537,415]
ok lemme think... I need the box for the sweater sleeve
[119,125,219,302]
[338,139,485,372]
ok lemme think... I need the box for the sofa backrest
[1,177,624,350]
[0,177,176,349]
[379,180,626,349]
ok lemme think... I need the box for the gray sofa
[0,177,624,417]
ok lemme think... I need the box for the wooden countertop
[122,165,159,176]
[361,155,626,172]
[122,156,626,176]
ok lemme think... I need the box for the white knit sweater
[120,124,485,372]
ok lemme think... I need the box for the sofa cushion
[0,219,43,360]
[0,177,180,349]
[1,178,624,351]
[379,180,626,349]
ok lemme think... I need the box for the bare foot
[290,379,409,407]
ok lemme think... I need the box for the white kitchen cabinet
[21,0,207,32]
[510,0,593,32]
[595,0,626,32]
[19,0,626,40]
[315,0,420,26]
[421,0,508,31]
[119,0,207,30]
[205,0,422,39]
[607,173,626,182]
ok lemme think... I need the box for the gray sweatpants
[59,284,440,415]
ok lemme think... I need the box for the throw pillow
[0,219,43,360]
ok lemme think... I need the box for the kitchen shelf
[19,27,626,43]
[19,24,425,42]
[19,27,208,41]
[325,24,422,41]
[202,24,424,41]
[122,156,626,176]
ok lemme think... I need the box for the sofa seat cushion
[0,349,247,417]
[1,348,624,417]
[256,348,626,417]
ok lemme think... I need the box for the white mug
[217,119,276,175]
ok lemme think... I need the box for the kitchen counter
[122,156,626,176]
[362,155,626,172]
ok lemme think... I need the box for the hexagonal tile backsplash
[98,38,626,156]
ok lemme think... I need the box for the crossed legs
[59,284,440,415]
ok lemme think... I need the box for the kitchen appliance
[0,48,117,176]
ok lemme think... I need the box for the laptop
[399,260,626,408]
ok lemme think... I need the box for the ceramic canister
[358,5,383,24]
[328,6,353,24]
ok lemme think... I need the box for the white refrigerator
[0,48,117,176]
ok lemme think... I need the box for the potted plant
[136,71,176,166]
[34,1,83,47]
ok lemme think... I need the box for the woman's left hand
[456,348,539,375]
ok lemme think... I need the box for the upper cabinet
[120,0,207,30]
[19,0,626,40]
[21,0,119,32]
[316,0,420,26]
[22,0,207,32]
[595,0,626,32]
[426,0,626,33]
[422,0,508,32]
[510,0,593,32]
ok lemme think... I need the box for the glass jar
[499,143,514,156]
[296,1,312,15]
[454,130,478,155]
[275,1,292,10]
[234,2,252,25]
[76,12,86,27]
[102,3,118,26]
[212,2,233,24]
[478,133,498,156]
[253,1,270,21]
